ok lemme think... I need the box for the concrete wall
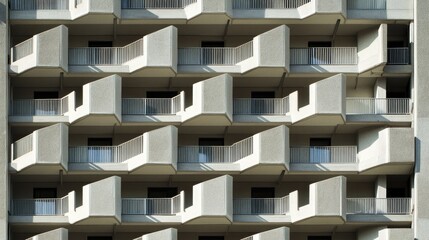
[144,26,178,72]
[136,228,177,240]
[26,228,68,240]
[358,24,387,73]
[246,227,290,240]
[358,227,413,240]
[88,0,120,17]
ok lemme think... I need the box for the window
[145,91,179,114]
[88,41,113,47]
[199,237,224,240]
[87,138,113,163]
[251,91,275,114]
[33,188,57,198]
[146,91,178,98]
[198,138,224,163]
[309,138,331,163]
[87,237,113,240]
[308,41,332,64]
[251,187,275,214]
[201,41,225,48]
[34,91,59,99]
[148,188,178,198]
[33,91,60,115]
[308,237,332,240]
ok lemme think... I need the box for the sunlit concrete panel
[134,228,177,240]
[69,176,121,224]
[245,227,290,240]
[183,175,233,224]
[181,74,233,125]
[11,123,68,174]
[10,25,68,75]
[26,228,68,240]
[358,24,387,74]
[358,227,413,240]
[290,176,346,224]
[358,127,414,174]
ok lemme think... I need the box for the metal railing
[12,134,33,160]
[346,98,411,115]
[122,194,181,215]
[233,196,289,215]
[233,97,289,115]
[233,0,311,9]
[11,95,70,116]
[69,38,144,65]
[11,196,69,216]
[178,41,253,65]
[12,38,34,61]
[347,0,386,10]
[347,198,411,215]
[69,135,144,163]
[178,137,253,163]
[122,94,182,115]
[387,48,410,65]
[290,146,358,164]
[11,0,69,10]
[290,47,358,65]
[121,0,197,8]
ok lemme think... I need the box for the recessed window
[199,237,224,240]
[308,237,332,240]
[33,188,57,198]
[34,91,59,99]
[148,188,178,198]
[87,237,113,240]
[201,41,224,48]
[146,91,178,98]
[88,41,113,48]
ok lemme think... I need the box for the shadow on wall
[0,2,5,23]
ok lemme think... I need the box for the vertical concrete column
[374,78,387,98]
[375,175,387,198]
[0,0,8,239]
[413,0,429,238]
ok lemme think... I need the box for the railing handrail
[11,196,69,216]
[346,197,412,215]
[347,0,386,10]
[346,98,412,115]
[11,0,70,10]
[121,0,198,9]
[290,146,358,164]
[233,196,289,215]
[290,47,358,65]
[233,0,312,9]
[122,94,182,115]
[12,133,34,160]
[12,37,34,61]
[122,194,181,215]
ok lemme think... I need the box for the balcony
[178,125,289,173]
[233,196,289,215]
[10,0,121,21]
[68,125,177,173]
[234,97,290,115]
[11,97,71,117]
[68,26,177,75]
[122,194,182,215]
[10,123,68,174]
[346,98,412,115]
[122,0,198,9]
[233,0,311,9]
[290,47,358,65]
[347,0,413,20]
[178,25,289,75]
[387,48,410,65]
[10,197,69,216]
[122,94,183,115]
[10,25,68,75]
[290,146,358,164]
[347,198,411,215]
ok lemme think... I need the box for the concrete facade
[2,0,420,240]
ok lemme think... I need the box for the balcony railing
[178,41,254,65]
[121,0,197,8]
[233,0,311,9]
[69,135,144,163]
[387,48,410,65]
[11,196,69,216]
[290,146,358,164]
[347,198,411,215]
[178,137,253,163]
[122,194,181,215]
[233,97,289,115]
[290,47,358,65]
[122,94,182,115]
[11,0,69,10]
[346,98,412,115]
[233,196,289,215]
[11,96,70,116]
[347,0,386,10]
[12,134,33,160]
[12,38,34,61]
[69,38,144,65]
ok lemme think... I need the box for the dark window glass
[308,237,332,240]
[87,237,113,240]
[33,188,57,198]
[251,187,275,198]
[201,41,224,48]
[146,91,178,98]
[34,91,59,99]
[309,138,331,163]
[199,138,224,146]
[88,41,113,47]
[199,237,224,240]
[88,138,113,146]
[148,188,178,198]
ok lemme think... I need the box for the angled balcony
[290,74,346,125]
[10,25,68,76]
[241,227,290,240]
[10,0,121,21]
[233,196,290,222]
[347,98,412,115]
[25,228,68,240]
[69,125,177,173]
[347,198,412,223]
[122,92,184,123]
[347,0,413,20]
[182,175,233,224]
[358,227,413,240]
[133,228,178,240]
[178,125,289,173]
[10,123,68,174]
[233,96,291,123]
[69,26,177,76]
[121,0,232,23]
[178,25,290,75]
[290,176,346,224]
[232,0,346,21]
[122,192,183,223]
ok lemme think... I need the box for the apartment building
[0,0,427,239]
